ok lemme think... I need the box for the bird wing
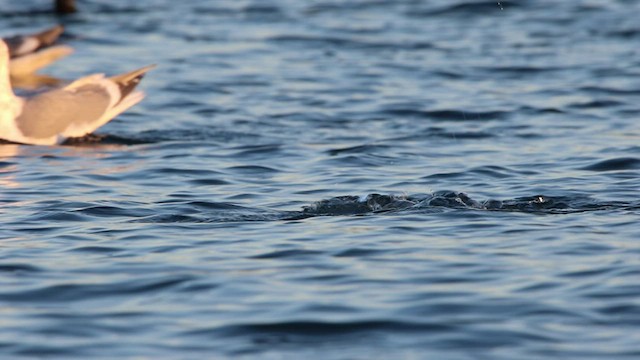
[15,83,113,140]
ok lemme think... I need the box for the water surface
[1,0,640,359]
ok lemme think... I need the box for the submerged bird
[55,0,77,14]
[0,39,155,145]
[3,25,73,78]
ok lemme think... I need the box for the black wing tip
[117,74,145,102]
[35,25,65,47]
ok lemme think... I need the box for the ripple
[119,190,637,224]
[29,211,89,222]
[381,108,509,121]
[0,275,194,303]
[191,320,455,338]
[0,264,43,273]
[408,1,522,17]
[579,86,640,96]
[581,157,640,171]
[61,134,152,146]
[187,178,230,186]
[569,100,624,109]
[73,205,153,218]
[333,248,387,258]
[250,249,324,259]
[68,246,124,254]
[326,144,390,156]
[226,165,280,175]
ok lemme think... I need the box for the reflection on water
[0,144,20,159]
[0,144,19,188]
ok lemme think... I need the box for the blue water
[1,0,640,358]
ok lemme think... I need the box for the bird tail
[110,64,156,101]
[33,25,65,48]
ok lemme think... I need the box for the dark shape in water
[55,0,76,14]
[580,157,640,172]
[300,191,620,218]
[302,191,478,216]
[61,133,151,146]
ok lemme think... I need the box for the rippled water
[1,0,640,358]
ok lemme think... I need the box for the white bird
[0,39,155,145]
[3,25,73,78]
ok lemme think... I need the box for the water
[1,0,640,358]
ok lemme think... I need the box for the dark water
[2,0,640,358]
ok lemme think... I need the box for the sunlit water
[1,1,640,359]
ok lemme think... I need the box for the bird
[55,0,77,14]
[3,25,73,78]
[0,39,155,145]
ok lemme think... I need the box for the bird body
[0,39,154,145]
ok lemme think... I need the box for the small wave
[304,1,393,15]
[580,157,640,172]
[0,264,43,273]
[579,86,640,96]
[381,108,509,121]
[302,194,415,215]
[569,100,623,109]
[68,246,124,254]
[61,128,267,147]
[607,28,640,39]
[135,200,303,223]
[189,319,453,338]
[302,191,623,216]
[72,205,154,218]
[326,144,391,156]
[61,134,152,146]
[227,165,280,175]
[301,191,482,216]
[407,1,521,18]
[0,275,194,303]
[267,34,434,51]
[250,249,324,259]
[478,65,567,75]
[132,191,631,224]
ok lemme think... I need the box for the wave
[133,191,634,224]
